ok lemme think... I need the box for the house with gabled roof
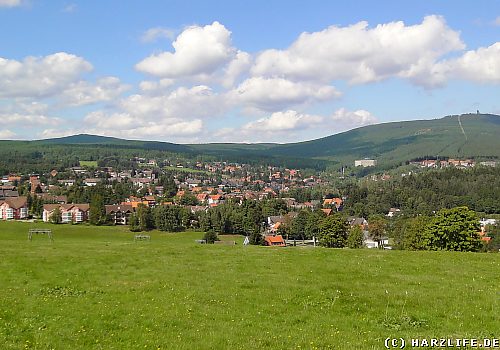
[42,204,90,223]
[208,194,223,205]
[0,197,28,220]
[196,193,208,204]
[105,204,134,225]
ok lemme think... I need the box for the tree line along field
[0,221,498,350]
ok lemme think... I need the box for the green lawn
[79,160,98,167]
[0,221,498,349]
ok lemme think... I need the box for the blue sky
[1,0,499,143]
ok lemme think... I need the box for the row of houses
[415,159,477,168]
[41,204,135,225]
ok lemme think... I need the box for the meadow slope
[0,222,498,349]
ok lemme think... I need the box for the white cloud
[136,21,237,78]
[0,113,62,126]
[141,27,176,43]
[252,15,464,86]
[445,42,500,83]
[221,51,252,88]
[230,77,341,111]
[495,16,500,26]
[0,101,49,115]
[118,119,203,138]
[0,129,16,139]
[76,85,222,140]
[84,111,141,130]
[330,108,378,127]
[0,0,21,7]
[120,85,226,120]
[215,107,378,143]
[61,76,130,106]
[0,52,93,98]
[139,78,174,93]
[83,111,202,139]
[39,128,79,139]
[243,110,323,132]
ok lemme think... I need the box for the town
[1,155,498,251]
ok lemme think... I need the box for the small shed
[264,235,286,247]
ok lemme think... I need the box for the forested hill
[262,113,500,165]
[1,113,499,172]
[39,134,193,153]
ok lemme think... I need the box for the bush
[249,231,265,245]
[203,230,219,244]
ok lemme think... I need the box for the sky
[0,0,499,143]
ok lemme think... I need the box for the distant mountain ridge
[40,133,193,153]
[9,113,500,169]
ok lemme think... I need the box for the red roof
[321,208,333,216]
[265,235,286,246]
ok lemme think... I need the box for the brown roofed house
[0,196,28,220]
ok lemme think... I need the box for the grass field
[0,221,498,349]
[79,160,98,167]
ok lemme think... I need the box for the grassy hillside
[0,221,498,349]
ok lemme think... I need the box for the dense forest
[341,167,500,216]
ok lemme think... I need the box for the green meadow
[0,221,498,349]
[78,161,98,168]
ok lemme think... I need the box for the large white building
[355,159,377,167]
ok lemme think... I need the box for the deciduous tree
[318,214,348,248]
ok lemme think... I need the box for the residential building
[42,204,90,223]
[0,197,28,220]
[354,159,377,167]
[105,205,134,225]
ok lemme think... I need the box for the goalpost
[28,229,53,242]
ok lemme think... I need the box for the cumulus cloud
[230,77,341,111]
[0,113,62,126]
[216,108,378,142]
[495,17,500,26]
[445,42,500,83]
[243,110,323,132]
[136,21,238,78]
[61,76,130,106]
[0,129,16,139]
[83,111,202,139]
[120,85,225,120]
[39,128,79,139]
[331,108,378,127]
[139,78,174,93]
[221,51,252,88]
[0,0,21,7]
[84,111,141,130]
[73,85,224,140]
[0,52,93,98]
[252,15,464,86]
[0,101,49,115]
[141,27,176,43]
